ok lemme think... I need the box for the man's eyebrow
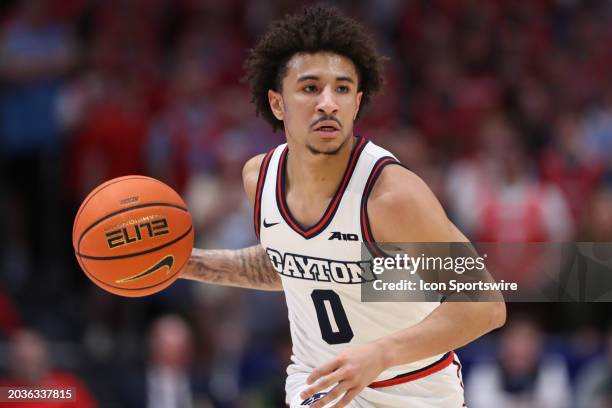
[297,75,319,82]
[336,76,355,83]
[296,75,355,83]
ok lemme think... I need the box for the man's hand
[299,342,387,408]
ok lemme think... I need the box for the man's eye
[304,85,317,93]
[337,86,349,93]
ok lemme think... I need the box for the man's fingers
[311,382,349,408]
[330,388,359,408]
[300,368,346,399]
[307,358,342,385]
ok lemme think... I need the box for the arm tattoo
[180,245,282,291]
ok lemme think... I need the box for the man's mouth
[313,121,341,132]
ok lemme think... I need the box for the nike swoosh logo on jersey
[115,255,174,283]
[263,219,279,228]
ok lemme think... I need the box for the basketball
[72,176,194,297]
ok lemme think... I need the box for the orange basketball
[72,176,194,297]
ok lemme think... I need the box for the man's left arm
[302,166,506,408]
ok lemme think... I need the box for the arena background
[0,0,611,407]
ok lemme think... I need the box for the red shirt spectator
[540,113,603,222]
[0,289,21,338]
[0,330,97,408]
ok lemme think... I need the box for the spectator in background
[576,325,612,408]
[583,87,612,188]
[0,329,97,408]
[0,0,76,155]
[194,132,255,250]
[448,115,574,288]
[466,317,571,408]
[540,112,602,223]
[472,128,573,242]
[447,114,574,242]
[145,56,222,195]
[120,314,210,408]
[410,49,502,157]
[0,0,77,290]
[580,188,612,241]
[0,288,21,338]
[513,76,555,155]
[145,54,229,244]
[447,114,515,234]
[64,32,150,201]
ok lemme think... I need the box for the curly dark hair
[244,4,385,131]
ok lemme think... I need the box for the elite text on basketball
[105,216,170,249]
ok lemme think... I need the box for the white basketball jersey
[254,136,455,385]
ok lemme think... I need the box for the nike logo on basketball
[115,255,174,283]
[263,219,279,228]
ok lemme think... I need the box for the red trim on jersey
[276,136,368,239]
[360,156,398,257]
[369,351,455,388]
[452,357,465,389]
[253,149,275,241]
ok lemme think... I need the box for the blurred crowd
[0,0,612,406]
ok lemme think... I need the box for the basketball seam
[76,202,189,253]
[77,225,193,260]
[72,176,154,240]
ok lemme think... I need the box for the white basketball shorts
[286,354,465,408]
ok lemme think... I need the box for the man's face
[268,52,363,155]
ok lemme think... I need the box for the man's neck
[285,136,356,199]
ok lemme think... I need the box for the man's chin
[306,134,350,156]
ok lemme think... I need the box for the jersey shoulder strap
[358,144,406,257]
[253,144,286,241]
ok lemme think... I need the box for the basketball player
[179,5,506,407]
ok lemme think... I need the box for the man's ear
[268,90,284,121]
[354,91,363,120]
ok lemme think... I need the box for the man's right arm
[181,245,281,290]
[178,154,283,291]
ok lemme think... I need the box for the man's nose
[316,86,339,115]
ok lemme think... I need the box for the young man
[180,5,506,408]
